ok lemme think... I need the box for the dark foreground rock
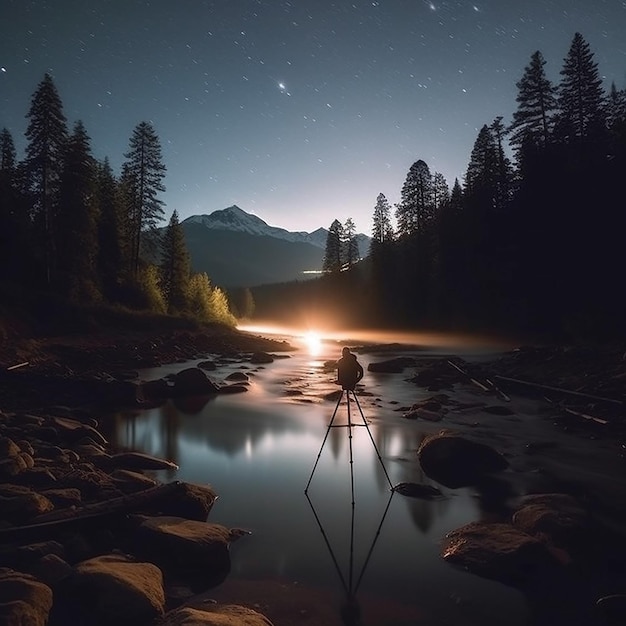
[0,406,271,626]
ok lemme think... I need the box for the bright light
[302,331,322,356]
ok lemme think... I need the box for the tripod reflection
[304,389,395,625]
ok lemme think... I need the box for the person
[336,346,364,391]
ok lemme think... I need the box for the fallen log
[564,407,609,426]
[0,481,192,544]
[494,375,623,406]
[447,360,491,392]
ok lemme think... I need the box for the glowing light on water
[301,330,322,356]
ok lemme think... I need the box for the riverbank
[1,326,626,625]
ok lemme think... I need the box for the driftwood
[564,407,609,426]
[447,360,491,392]
[6,362,29,371]
[0,481,188,544]
[494,375,623,406]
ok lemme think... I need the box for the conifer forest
[1,32,625,340]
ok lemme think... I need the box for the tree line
[0,74,236,326]
[257,32,626,340]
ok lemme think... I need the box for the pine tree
[96,159,127,300]
[432,172,450,211]
[24,73,68,285]
[490,117,514,210]
[323,219,344,273]
[509,51,557,156]
[370,192,394,246]
[343,217,359,269]
[56,120,99,300]
[395,159,433,237]
[122,121,166,277]
[0,128,29,282]
[160,209,190,313]
[555,32,605,143]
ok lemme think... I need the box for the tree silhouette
[122,121,166,277]
[56,120,99,300]
[323,219,344,273]
[24,73,68,285]
[555,32,605,143]
[343,217,359,269]
[509,51,557,158]
[160,209,190,313]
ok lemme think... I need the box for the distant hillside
[180,206,371,288]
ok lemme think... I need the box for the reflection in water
[108,326,528,626]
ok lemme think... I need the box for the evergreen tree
[606,82,626,132]
[96,158,126,300]
[56,120,100,300]
[432,172,450,211]
[555,32,605,143]
[0,128,29,283]
[24,73,68,285]
[370,192,394,246]
[490,117,514,210]
[122,121,166,277]
[160,209,190,313]
[343,217,359,269]
[395,159,433,237]
[508,51,557,157]
[323,219,344,273]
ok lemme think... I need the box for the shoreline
[1,327,626,625]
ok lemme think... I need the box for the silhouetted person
[336,347,364,390]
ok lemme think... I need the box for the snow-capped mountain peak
[184,205,330,249]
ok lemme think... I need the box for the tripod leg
[351,392,394,489]
[304,390,344,493]
[346,390,356,592]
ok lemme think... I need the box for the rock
[483,405,515,416]
[172,368,220,397]
[50,416,108,446]
[512,493,588,551]
[161,604,274,625]
[367,357,416,373]
[0,491,54,524]
[417,431,509,488]
[442,521,557,586]
[218,384,248,394]
[111,469,159,492]
[224,371,249,382]
[154,482,218,522]
[250,352,274,364]
[140,378,171,401]
[0,568,53,626]
[105,452,179,472]
[198,360,217,371]
[64,554,165,624]
[0,437,20,457]
[132,516,234,587]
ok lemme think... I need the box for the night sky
[2,1,625,234]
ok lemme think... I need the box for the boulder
[512,493,589,551]
[155,482,218,521]
[131,516,234,587]
[250,352,274,364]
[64,554,165,624]
[417,431,508,488]
[162,604,274,625]
[172,368,220,397]
[224,371,250,382]
[0,568,53,626]
[442,521,556,586]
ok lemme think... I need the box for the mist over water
[110,325,527,625]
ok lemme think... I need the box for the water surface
[110,327,527,625]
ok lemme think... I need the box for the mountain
[180,205,371,288]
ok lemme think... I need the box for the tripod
[305,388,393,494]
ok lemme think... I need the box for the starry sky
[1,1,625,234]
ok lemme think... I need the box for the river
[109,325,528,625]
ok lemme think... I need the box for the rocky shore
[0,326,290,626]
[1,328,626,626]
